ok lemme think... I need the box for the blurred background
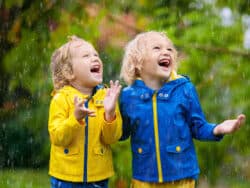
[0,0,249,187]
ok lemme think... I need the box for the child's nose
[92,55,100,63]
[161,49,170,56]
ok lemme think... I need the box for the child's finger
[79,99,86,106]
[87,110,96,117]
[78,107,96,117]
[114,80,120,86]
[74,96,79,105]
[109,80,114,89]
[106,88,111,97]
[85,108,96,114]
[114,80,122,94]
[238,114,246,122]
[117,83,122,92]
[88,113,96,117]
[110,80,120,93]
[237,114,246,127]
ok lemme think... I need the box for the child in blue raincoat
[119,31,246,188]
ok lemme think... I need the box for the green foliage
[110,140,132,188]
[4,0,24,8]
[0,102,49,168]
[4,30,51,94]
[100,47,123,83]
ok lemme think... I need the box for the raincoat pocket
[54,145,80,156]
[166,141,190,154]
[93,146,105,155]
[132,144,150,155]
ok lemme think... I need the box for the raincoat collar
[133,75,190,91]
[132,75,190,101]
[51,84,105,100]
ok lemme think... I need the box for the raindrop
[40,2,43,9]
[189,1,203,9]
[220,7,234,27]
[242,14,250,29]
[242,15,250,49]
[28,137,33,144]
[243,28,250,49]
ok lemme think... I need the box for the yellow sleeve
[48,93,84,147]
[101,103,122,144]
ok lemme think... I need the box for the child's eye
[167,48,173,51]
[153,46,160,50]
[83,54,89,58]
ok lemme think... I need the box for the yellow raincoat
[48,85,122,182]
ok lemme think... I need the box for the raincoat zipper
[152,92,163,182]
[83,100,88,182]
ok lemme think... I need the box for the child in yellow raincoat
[48,36,122,188]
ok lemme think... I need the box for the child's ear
[62,63,75,81]
[135,67,140,77]
[62,69,75,81]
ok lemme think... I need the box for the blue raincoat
[120,76,223,182]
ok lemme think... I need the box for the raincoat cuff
[212,125,224,141]
[103,112,116,124]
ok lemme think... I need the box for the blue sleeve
[186,83,223,141]
[119,90,132,141]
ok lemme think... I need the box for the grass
[0,168,50,188]
[1,168,250,188]
[197,177,250,188]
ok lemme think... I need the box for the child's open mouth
[90,65,101,73]
[158,59,171,68]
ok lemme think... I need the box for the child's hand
[104,80,122,122]
[213,114,246,135]
[74,96,96,121]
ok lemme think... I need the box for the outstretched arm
[104,80,122,122]
[213,114,246,136]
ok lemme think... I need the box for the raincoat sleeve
[48,93,83,147]
[119,90,132,141]
[186,83,223,141]
[101,102,122,144]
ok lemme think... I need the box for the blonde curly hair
[50,36,87,90]
[120,31,178,85]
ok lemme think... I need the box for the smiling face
[139,32,177,89]
[69,40,103,92]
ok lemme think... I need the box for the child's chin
[161,72,171,79]
[94,78,103,85]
